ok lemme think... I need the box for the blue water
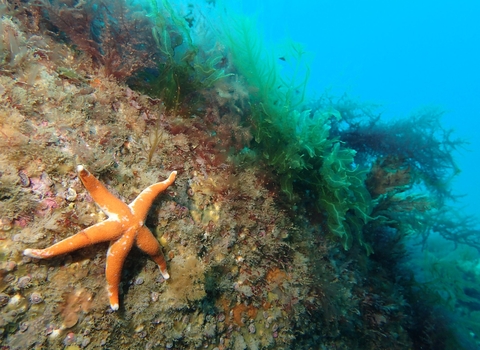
[233,0,480,220]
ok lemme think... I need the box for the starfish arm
[77,165,131,219]
[135,226,170,279]
[129,171,177,220]
[105,225,138,311]
[24,220,124,259]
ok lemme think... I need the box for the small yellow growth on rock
[65,346,81,350]
[159,235,168,247]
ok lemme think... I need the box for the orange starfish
[24,165,177,311]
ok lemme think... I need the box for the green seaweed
[222,15,373,252]
[127,0,232,111]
